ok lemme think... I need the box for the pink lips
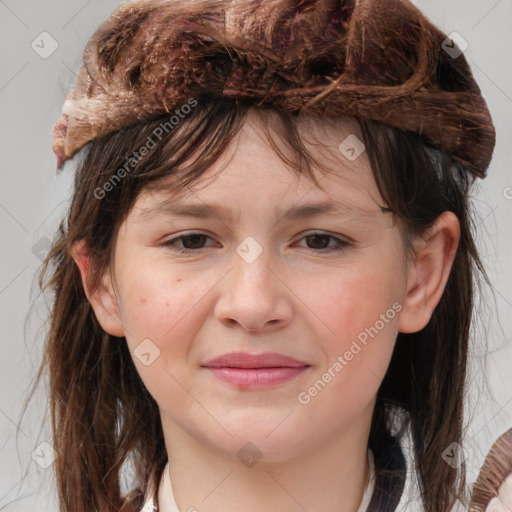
[202,352,310,389]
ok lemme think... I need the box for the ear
[398,211,461,334]
[70,240,125,337]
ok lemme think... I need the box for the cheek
[297,272,400,421]
[307,267,401,348]
[119,267,205,359]
[119,271,207,406]
[300,264,405,409]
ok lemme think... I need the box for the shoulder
[139,495,158,512]
[471,427,512,512]
[138,473,161,512]
[484,472,512,511]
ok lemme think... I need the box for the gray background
[0,1,511,510]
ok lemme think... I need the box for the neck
[160,404,373,512]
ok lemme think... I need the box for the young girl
[37,0,500,510]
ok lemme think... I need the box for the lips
[202,352,310,389]
[202,352,308,369]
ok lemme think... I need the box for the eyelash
[161,231,351,254]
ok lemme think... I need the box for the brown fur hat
[52,0,495,177]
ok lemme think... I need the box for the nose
[214,247,293,333]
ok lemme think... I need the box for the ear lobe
[398,211,460,334]
[70,240,125,337]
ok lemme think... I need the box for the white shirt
[142,449,376,512]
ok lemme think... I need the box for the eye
[162,231,351,254]
[294,231,351,253]
[162,232,216,252]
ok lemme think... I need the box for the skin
[73,111,460,512]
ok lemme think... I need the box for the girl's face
[91,113,422,461]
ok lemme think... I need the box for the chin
[200,420,310,462]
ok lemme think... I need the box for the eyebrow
[138,199,388,222]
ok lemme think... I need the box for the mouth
[202,352,311,389]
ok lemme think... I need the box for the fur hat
[52,0,495,178]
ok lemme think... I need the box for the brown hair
[24,1,497,511]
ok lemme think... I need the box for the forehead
[132,111,385,220]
